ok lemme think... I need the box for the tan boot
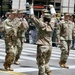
[59,61,69,69]
[38,73,45,75]
[14,61,20,65]
[8,64,14,71]
[62,64,69,69]
[3,63,13,71]
[3,63,9,71]
[38,71,45,75]
[47,71,52,75]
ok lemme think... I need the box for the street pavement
[0,39,75,75]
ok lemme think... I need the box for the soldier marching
[57,13,74,69]
[0,3,75,75]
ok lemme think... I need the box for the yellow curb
[0,70,27,75]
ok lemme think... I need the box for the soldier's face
[17,13,23,18]
[43,17,50,23]
[64,15,69,20]
[9,13,15,19]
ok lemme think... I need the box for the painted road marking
[0,71,26,75]
[14,65,75,72]
[0,39,75,74]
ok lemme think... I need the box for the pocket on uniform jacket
[46,26,52,32]
[40,46,50,53]
[60,37,65,40]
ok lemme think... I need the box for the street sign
[12,0,26,10]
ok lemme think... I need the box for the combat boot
[8,64,14,71]
[3,63,13,71]
[59,60,69,69]
[62,64,69,69]
[62,61,69,69]
[14,58,20,65]
[38,72,45,75]
[14,61,20,65]
[47,71,52,75]
[3,63,9,71]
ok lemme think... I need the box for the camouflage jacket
[57,20,74,40]
[30,15,56,45]
[2,18,22,36]
[17,18,29,38]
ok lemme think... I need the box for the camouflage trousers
[36,45,52,75]
[4,37,18,66]
[59,40,71,62]
[15,37,24,62]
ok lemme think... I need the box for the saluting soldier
[57,13,74,68]
[14,10,29,65]
[29,4,56,75]
[1,10,22,71]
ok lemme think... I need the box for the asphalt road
[0,39,75,75]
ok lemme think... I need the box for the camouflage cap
[10,9,17,14]
[18,10,23,13]
[42,9,51,18]
[42,9,49,13]
[64,13,70,16]
[17,9,26,13]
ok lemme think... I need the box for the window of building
[55,3,61,12]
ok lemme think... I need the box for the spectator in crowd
[29,22,37,44]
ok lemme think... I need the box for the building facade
[0,0,12,17]
[61,0,75,14]
[0,0,75,17]
[27,0,61,17]
[27,0,75,17]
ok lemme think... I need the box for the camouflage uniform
[72,26,75,49]
[15,17,29,64]
[31,15,56,75]
[1,17,21,70]
[58,19,74,68]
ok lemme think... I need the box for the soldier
[29,5,56,75]
[14,10,29,65]
[69,15,75,49]
[1,10,22,71]
[57,13,74,68]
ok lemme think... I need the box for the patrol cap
[64,13,70,16]
[42,9,51,18]
[17,9,24,13]
[9,9,18,14]
[42,9,49,13]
